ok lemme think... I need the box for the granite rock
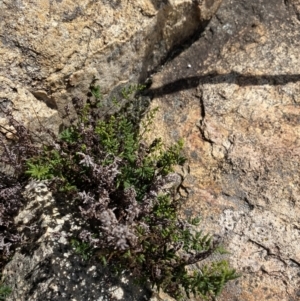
[0,0,222,117]
[1,1,224,299]
[5,0,299,300]
[145,0,300,299]
[2,181,152,301]
[0,0,223,172]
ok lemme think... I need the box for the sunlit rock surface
[146,0,300,299]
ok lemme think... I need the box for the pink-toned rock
[146,0,300,299]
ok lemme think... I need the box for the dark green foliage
[1,83,239,300]
[90,84,103,100]
[188,261,239,298]
[59,128,77,143]
[70,239,92,260]
[25,162,51,180]
[0,276,11,301]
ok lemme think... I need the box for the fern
[0,286,11,301]
[0,276,11,301]
[59,127,77,143]
[25,162,51,180]
[90,84,102,101]
[189,261,240,298]
[70,239,92,261]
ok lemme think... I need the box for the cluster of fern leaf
[0,84,238,300]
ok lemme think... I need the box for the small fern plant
[0,276,11,301]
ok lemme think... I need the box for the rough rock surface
[145,0,300,300]
[0,0,222,169]
[0,1,225,300]
[3,181,153,301]
[0,76,60,134]
[2,0,300,300]
[0,0,222,118]
[2,175,183,301]
[0,76,61,174]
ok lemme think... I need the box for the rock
[150,290,177,301]
[1,169,187,300]
[0,76,61,174]
[0,0,223,118]
[2,180,153,301]
[145,0,300,300]
[0,77,60,134]
[0,1,224,295]
[0,0,222,176]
